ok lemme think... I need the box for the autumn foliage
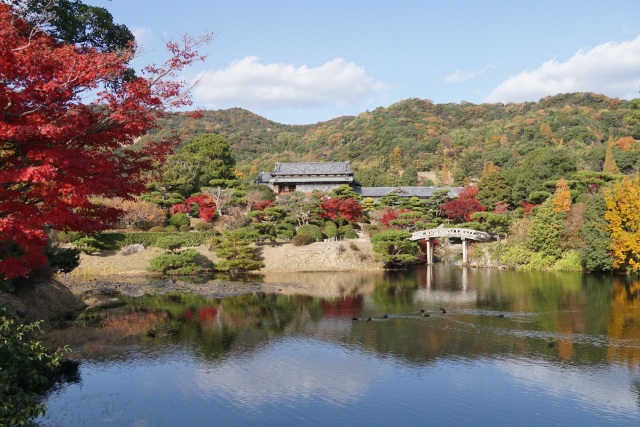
[0,5,207,280]
[439,187,485,223]
[320,197,362,222]
[171,194,217,222]
[604,176,640,271]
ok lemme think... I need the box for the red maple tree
[320,197,362,222]
[440,198,486,222]
[171,195,217,223]
[0,5,208,280]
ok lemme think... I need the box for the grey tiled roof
[272,162,353,176]
[356,186,463,198]
[256,172,272,184]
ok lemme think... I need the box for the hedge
[94,232,217,250]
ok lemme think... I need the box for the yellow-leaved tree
[604,176,640,270]
[553,179,572,213]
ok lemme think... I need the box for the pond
[38,266,640,426]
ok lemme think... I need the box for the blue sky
[87,0,640,125]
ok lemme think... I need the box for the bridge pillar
[425,238,433,265]
[462,238,468,264]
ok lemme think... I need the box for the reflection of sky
[499,358,640,416]
[192,338,374,408]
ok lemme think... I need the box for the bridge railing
[409,227,496,242]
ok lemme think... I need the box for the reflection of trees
[47,269,636,371]
[370,272,419,312]
[608,278,640,369]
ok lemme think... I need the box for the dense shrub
[155,235,187,253]
[46,246,80,274]
[164,225,178,232]
[148,249,211,275]
[179,225,192,232]
[0,306,69,425]
[149,226,165,232]
[72,237,102,254]
[215,239,264,272]
[339,225,358,239]
[169,212,190,228]
[296,224,323,241]
[292,234,316,246]
[323,221,338,238]
[92,232,217,250]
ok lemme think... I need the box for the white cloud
[445,64,496,84]
[192,56,385,111]
[485,35,640,103]
[131,26,153,50]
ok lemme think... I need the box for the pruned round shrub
[72,237,101,254]
[323,221,338,238]
[179,225,192,232]
[292,234,316,246]
[339,225,358,239]
[155,235,186,253]
[169,212,190,228]
[149,226,165,232]
[164,225,178,232]
[148,249,210,275]
[296,224,323,241]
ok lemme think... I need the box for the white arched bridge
[409,228,498,264]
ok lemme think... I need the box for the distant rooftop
[271,161,353,176]
[357,186,463,198]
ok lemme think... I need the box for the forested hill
[142,92,639,186]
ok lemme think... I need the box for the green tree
[507,148,577,205]
[328,184,362,201]
[9,0,134,52]
[526,198,564,260]
[215,239,264,273]
[163,133,237,195]
[580,193,613,272]
[370,230,420,267]
[476,172,511,210]
[400,165,418,186]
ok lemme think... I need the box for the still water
[39,266,640,426]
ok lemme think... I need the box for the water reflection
[39,266,640,426]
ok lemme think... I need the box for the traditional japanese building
[356,186,462,201]
[257,161,358,194]
[256,161,462,199]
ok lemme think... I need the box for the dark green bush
[323,221,338,238]
[169,213,190,228]
[276,223,296,240]
[296,224,323,241]
[0,306,69,425]
[72,237,102,254]
[92,232,217,250]
[148,249,211,275]
[292,234,316,246]
[155,235,186,253]
[46,246,80,274]
[339,225,358,239]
